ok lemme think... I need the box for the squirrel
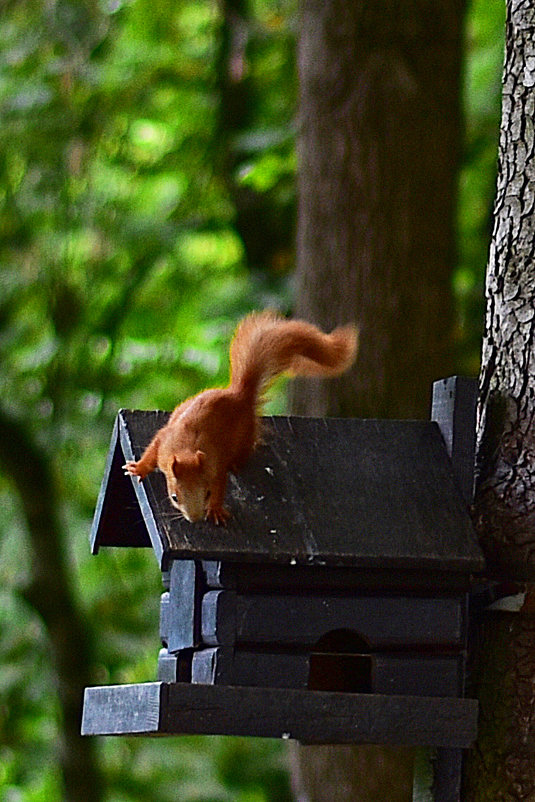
[123,310,358,525]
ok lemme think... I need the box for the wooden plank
[201,591,464,647]
[201,591,236,646]
[157,648,178,682]
[374,655,462,698]
[191,647,234,685]
[92,412,484,573]
[432,377,477,506]
[82,682,162,735]
[191,646,311,689]
[164,685,479,746]
[232,651,310,689]
[167,559,199,653]
[204,562,472,594]
[190,648,461,697]
[81,682,479,747]
[433,748,463,802]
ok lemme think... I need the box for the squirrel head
[167,450,209,523]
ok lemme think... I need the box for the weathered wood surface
[157,648,178,683]
[81,681,478,747]
[373,655,462,698]
[91,411,483,573]
[191,646,311,688]
[82,682,162,736]
[201,560,474,593]
[190,646,463,697]
[434,748,463,802]
[431,377,477,506]
[166,560,199,653]
[200,591,464,647]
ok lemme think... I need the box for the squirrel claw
[122,462,145,482]
[205,506,230,526]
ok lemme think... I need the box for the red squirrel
[123,310,358,524]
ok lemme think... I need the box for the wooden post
[413,748,463,802]
[431,376,478,506]
[433,748,463,802]
[414,377,479,801]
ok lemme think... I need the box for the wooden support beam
[81,682,478,747]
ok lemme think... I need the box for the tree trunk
[291,0,463,420]
[290,744,415,802]
[464,1,535,798]
[473,0,535,580]
[290,2,465,800]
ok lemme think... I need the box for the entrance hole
[308,629,372,693]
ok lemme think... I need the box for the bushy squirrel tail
[229,310,358,403]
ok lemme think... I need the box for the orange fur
[123,310,358,524]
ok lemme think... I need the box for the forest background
[0,0,505,799]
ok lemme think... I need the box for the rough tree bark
[464,2,535,799]
[290,1,465,800]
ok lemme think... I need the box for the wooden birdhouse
[82,377,485,801]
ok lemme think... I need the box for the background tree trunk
[291,0,464,420]
[464,1,535,798]
[290,1,465,799]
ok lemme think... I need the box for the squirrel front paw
[205,504,230,526]
[122,461,147,482]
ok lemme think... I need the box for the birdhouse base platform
[81,681,478,747]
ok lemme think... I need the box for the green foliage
[0,0,296,798]
[0,0,501,799]
[98,735,293,802]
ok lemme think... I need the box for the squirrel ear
[172,457,183,479]
[195,450,206,467]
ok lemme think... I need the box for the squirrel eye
[171,493,178,502]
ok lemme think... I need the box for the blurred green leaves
[0,0,296,799]
[456,0,505,372]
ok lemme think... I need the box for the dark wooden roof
[90,410,484,573]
